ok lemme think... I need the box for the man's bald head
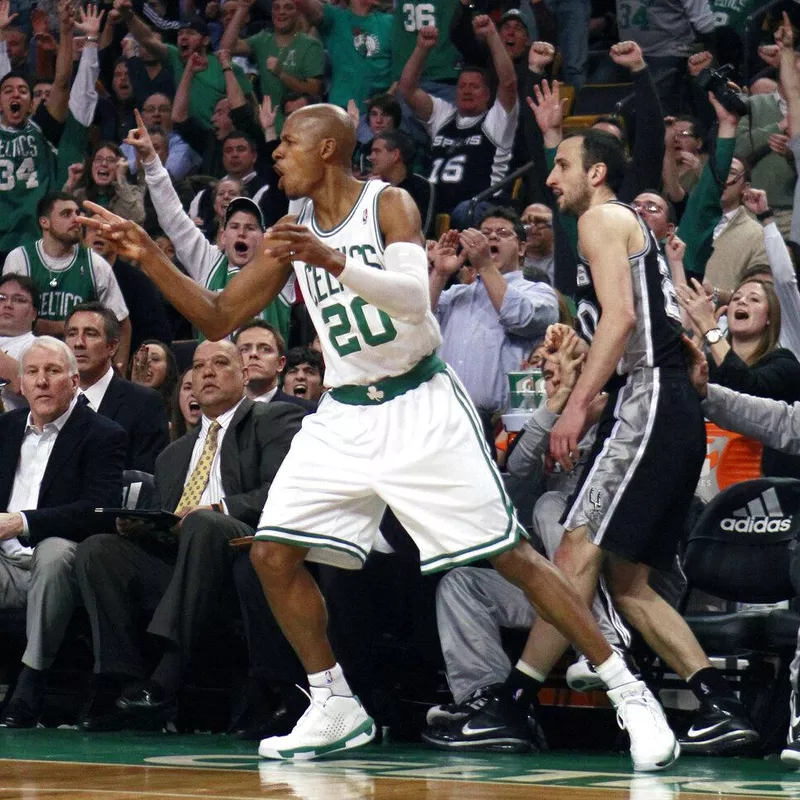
[290,103,357,166]
[192,339,246,416]
[196,337,242,362]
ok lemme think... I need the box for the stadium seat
[170,339,200,374]
[675,478,800,751]
[564,82,633,131]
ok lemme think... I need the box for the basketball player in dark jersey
[516,128,758,756]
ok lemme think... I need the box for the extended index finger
[269,223,310,235]
[79,201,126,227]
[133,107,146,132]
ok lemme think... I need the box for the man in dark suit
[65,302,169,473]
[234,320,315,410]
[75,339,306,731]
[0,337,126,728]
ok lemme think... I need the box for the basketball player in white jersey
[80,104,677,770]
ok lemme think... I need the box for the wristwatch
[703,327,725,345]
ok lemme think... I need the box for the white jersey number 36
[402,3,436,31]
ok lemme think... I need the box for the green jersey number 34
[0,157,40,191]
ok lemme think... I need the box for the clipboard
[94,508,181,528]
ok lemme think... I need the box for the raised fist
[610,41,645,71]
[687,50,713,77]
[417,25,438,49]
[528,41,555,72]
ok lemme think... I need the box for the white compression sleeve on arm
[336,242,430,324]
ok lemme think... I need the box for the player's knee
[249,540,305,581]
[492,541,545,586]
[553,533,594,580]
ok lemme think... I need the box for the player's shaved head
[290,103,357,166]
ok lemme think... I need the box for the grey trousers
[0,538,79,671]
[436,491,631,704]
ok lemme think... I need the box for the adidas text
[720,517,791,533]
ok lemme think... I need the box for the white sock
[308,663,353,697]
[515,659,547,683]
[594,652,637,691]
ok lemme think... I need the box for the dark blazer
[0,402,126,545]
[97,373,170,473]
[272,388,317,412]
[150,398,306,528]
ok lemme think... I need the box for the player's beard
[561,176,592,218]
[53,229,82,247]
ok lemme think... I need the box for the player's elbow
[201,319,234,341]
[619,309,637,335]
[401,288,431,325]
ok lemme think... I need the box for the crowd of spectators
[2,0,800,763]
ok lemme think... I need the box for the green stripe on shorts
[255,526,369,565]
[444,369,519,528]
[420,524,523,574]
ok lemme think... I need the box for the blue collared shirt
[436,270,559,412]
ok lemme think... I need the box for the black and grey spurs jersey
[574,201,685,377]
[426,97,517,216]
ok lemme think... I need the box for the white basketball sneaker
[258,687,376,761]
[607,681,680,772]
[566,655,606,692]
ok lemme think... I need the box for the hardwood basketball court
[1,730,800,799]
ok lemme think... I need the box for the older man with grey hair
[0,337,126,728]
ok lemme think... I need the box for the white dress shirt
[252,386,278,404]
[185,397,245,510]
[78,366,115,411]
[4,396,79,556]
[712,206,742,241]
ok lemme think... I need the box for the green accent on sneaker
[273,715,377,759]
[328,353,446,405]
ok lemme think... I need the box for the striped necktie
[175,421,221,513]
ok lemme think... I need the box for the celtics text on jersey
[20,240,98,321]
[0,121,57,252]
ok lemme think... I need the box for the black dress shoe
[232,700,296,741]
[0,698,41,729]
[79,681,130,732]
[116,680,175,716]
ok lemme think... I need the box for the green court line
[2,730,800,797]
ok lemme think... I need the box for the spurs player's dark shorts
[563,367,706,569]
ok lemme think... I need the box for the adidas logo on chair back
[683,478,800,604]
[720,487,792,534]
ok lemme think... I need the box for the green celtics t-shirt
[391,0,460,82]
[0,112,80,252]
[319,4,393,109]
[165,45,253,129]
[200,253,292,343]
[246,31,325,134]
[710,0,770,38]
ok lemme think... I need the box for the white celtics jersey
[294,180,441,387]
